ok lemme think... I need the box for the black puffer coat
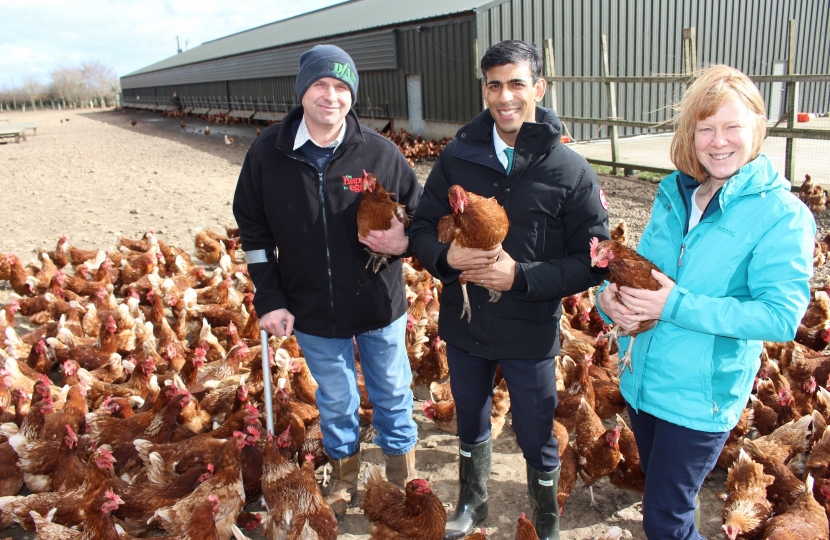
[410,107,609,360]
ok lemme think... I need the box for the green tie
[504,147,514,174]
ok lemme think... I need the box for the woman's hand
[617,269,674,322]
[597,283,640,332]
[597,270,674,332]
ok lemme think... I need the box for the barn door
[406,74,426,136]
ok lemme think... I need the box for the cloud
[1,0,345,86]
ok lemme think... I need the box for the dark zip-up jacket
[410,107,609,360]
[233,107,422,338]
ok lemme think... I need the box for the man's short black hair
[480,40,543,83]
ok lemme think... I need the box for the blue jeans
[627,405,729,540]
[294,314,418,460]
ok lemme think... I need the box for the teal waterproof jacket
[597,154,815,432]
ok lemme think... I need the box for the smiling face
[301,77,352,135]
[482,62,546,147]
[694,98,756,186]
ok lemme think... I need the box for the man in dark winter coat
[233,44,421,519]
[410,40,610,540]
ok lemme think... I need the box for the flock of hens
[0,162,829,540]
[148,109,453,167]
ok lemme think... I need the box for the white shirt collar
[293,116,347,151]
[492,123,513,169]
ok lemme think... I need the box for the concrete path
[567,117,830,187]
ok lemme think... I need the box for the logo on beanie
[333,62,356,86]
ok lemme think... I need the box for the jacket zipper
[317,171,336,330]
[281,147,343,334]
[678,244,686,266]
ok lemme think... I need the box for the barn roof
[125,0,493,76]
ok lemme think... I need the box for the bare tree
[20,75,47,110]
[81,61,120,105]
[0,79,26,109]
[50,66,85,107]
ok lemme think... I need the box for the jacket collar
[670,154,787,209]
[454,106,563,156]
[275,106,365,155]
[665,154,788,234]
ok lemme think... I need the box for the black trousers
[446,344,559,472]
[627,405,729,540]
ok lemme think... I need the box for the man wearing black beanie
[233,44,422,519]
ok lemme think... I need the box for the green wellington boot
[444,438,492,540]
[527,463,560,540]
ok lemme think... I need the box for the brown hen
[437,184,510,322]
[361,464,446,540]
[357,170,411,273]
[721,449,775,540]
[589,237,673,372]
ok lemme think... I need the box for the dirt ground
[2,107,829,540]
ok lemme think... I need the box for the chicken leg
[606,326,635,374]
[460,279,472,322]
[364,249,390,273]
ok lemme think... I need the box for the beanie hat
[295,44,359,102]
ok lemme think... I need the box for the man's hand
[461,248,516,292]
[447,241,501,271]
[259,308,295,337]
[359,216,408,255]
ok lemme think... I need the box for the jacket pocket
[710,336,754,418]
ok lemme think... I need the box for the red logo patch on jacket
[343,175,362,193]
[599,188,608,210]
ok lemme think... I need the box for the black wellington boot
[527,462,560,540]
[444,438,492,540]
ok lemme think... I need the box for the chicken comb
[245,404,259,415]
[304,453,315,462]
[208,494,219,504]
[409,478,430,492]
[589,237,600,259]
[246,426,260,440]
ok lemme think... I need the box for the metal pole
[251,282,274,435]
[260,325,274,435]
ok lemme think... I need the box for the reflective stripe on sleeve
[244,249,269,264]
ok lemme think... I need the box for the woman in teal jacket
[596,65,815,539]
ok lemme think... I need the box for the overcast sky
[0,0,346,88]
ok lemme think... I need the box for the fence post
[601,34,619,175]
[784,19,798,183]
[683,27,697,75]
[544,38,557,112]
